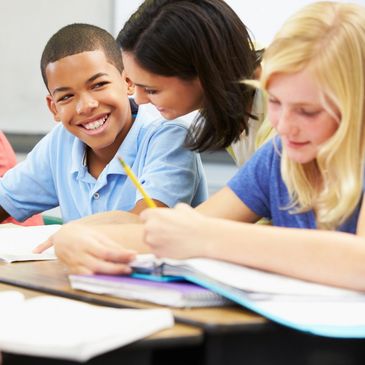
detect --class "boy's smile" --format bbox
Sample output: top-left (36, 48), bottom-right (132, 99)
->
top-left (45, 50), bottom-right (133, 164)
top-left (77, 113), bottom-right (110, 134)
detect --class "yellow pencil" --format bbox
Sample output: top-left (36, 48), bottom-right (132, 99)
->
top-left (118, 156), bottom-right (157, 208)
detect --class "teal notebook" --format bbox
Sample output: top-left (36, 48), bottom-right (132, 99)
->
top-left (129, 254), bottom-right (365, 338)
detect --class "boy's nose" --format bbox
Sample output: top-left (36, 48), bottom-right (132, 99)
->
top-left (76, 95), bottom-right (98, 115)
top-left (134, 87), bottom-right (150, 105)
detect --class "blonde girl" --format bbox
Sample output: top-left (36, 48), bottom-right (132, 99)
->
top-left (142, 2), bottom-right (365, 291)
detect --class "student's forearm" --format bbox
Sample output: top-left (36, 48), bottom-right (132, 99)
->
top-left (65, 221), bottom-right (149, 252)
top-left (204, 219), bottom-right (365, 291)
top-left (74, 211), bottom-right (142, 225)
top-left (94, 223), bottom-right (150, 253)
top-left (0, 206), bottom-right (10, 222)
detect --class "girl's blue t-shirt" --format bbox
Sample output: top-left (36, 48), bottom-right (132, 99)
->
top-left (227, 137), bottom-right (361, 233)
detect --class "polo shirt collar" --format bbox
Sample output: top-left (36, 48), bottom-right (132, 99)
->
top-left (70, 137), bottom-right (87, 176)
top-left (108, 112), bottom-right (143, 175)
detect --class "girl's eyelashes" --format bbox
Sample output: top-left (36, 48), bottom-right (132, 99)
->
top-left (298, 108), bottom-right (321, 117)
top-left (268, 98), bottom-right (280, 105)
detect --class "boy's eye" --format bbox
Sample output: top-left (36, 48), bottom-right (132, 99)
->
top-left (92, 81), bottom-right (110, 89)
top-left (57, 94), bottom-right (73, 102)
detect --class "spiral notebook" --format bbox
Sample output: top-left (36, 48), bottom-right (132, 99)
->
top-left (69, 274), bottom-right (230, 308)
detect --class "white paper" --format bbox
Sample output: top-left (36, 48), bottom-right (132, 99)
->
top-left (0, 225), bottom-right (60, 262)
top-left (0, 291), bottom-right (174, 362)
top-left (177, 258), bottom-right (365, 298)
top-left (133, 254), bottom-right (365, 299)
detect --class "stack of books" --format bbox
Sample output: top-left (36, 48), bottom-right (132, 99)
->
top-left (71, 254), bottom-right (365, 338)
top-left (69, 273), bottom-right (231, 308)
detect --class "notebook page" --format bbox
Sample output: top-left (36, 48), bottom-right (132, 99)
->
top-left (0, 225), bottom-right (60, 262)
top-left (165, 257), bottom-right (365, 298)
top-left (0, 291), bottom-right (174, 361)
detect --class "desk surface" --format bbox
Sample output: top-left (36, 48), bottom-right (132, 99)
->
top-left (1, 262), bottom-right (364, 365)
top-left (0, 260), bottom-right (267, 333)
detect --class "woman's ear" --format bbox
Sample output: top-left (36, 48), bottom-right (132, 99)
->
top-left (122, 70), bottom-right (135, 96)
top-left (46, 95), bottom-right (61, 122)
top-left (126, 77), bottom-right (135, 96)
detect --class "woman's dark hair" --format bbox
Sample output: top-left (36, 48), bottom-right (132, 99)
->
top-left (117, 0), bottom-right (262, 152)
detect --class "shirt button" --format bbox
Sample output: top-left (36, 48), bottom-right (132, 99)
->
top-left (93, 192), bottom-right (100, 200)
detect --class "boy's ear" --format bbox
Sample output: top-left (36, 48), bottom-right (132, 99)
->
top-left (46, 95), bottom-right (61, 122)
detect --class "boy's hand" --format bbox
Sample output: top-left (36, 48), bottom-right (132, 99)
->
top-left (33, 238), bottom-right (53, 253)
top-left (38, 223), bottom-right (137, 275)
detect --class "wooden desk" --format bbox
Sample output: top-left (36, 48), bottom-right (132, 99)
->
top-left (1, 261), bottom-right (365, 365)
top-left (0, 261), bottom-right (267, 332)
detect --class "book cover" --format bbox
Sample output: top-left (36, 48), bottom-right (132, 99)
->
top-left (69, 274), bottom-right (230, 308)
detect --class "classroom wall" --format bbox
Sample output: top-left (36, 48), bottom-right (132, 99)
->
top-left (114, 0), bottom-right (365, 46)
top-left (0, 0), bottom-right (113, 134)
top-left (3, 0), bottom-right (365, 135)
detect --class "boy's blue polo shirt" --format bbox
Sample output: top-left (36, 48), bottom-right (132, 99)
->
top-left (0, 104), bottom-right (208, 223)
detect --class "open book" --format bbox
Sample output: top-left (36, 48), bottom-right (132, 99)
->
top-left (0, 225), bottom-right (60, 262)
top-left (128, 254), bottom-right (365, 338)
top-left (0, 291), bottom-right (173, 362)
top-left (69, 273), bottom-right (230, 308)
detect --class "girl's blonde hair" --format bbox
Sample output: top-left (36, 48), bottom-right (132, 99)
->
top-left (261, 1), bottom-right (365, 230)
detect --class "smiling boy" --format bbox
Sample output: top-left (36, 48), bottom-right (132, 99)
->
top-left (0, 23), bottom-right (207, 223)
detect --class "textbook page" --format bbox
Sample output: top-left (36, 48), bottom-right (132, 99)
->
top-left (132, 255), bottom-right (365, 337)
top-left (163, 257), bottom-right (365, 298)
top-left (0, 225), bottom-right (60, 262)
top-left (0, 291), bottom-right (174, 362)
top-left (131, 254), bottom-right (365, 298)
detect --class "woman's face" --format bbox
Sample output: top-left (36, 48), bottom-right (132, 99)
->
top-left (122, 52), bottom-right (204, 120)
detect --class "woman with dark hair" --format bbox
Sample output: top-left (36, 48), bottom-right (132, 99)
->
top-left (118, 0), bottom-right (266, 159)
top-left (37, 0), bottom-right (272, 274)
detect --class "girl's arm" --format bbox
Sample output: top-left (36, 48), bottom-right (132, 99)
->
top-left (142, 191), bottom-right (365, 291)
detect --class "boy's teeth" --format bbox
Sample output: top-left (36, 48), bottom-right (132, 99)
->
top-left (84, 115), bottom-right (108, 130)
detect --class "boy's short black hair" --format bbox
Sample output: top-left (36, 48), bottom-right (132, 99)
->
top-left (41, 23), bottom-right (124, 87)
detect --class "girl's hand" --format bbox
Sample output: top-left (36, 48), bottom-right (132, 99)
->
top-left (140, 203), bottom-right (211, 259)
